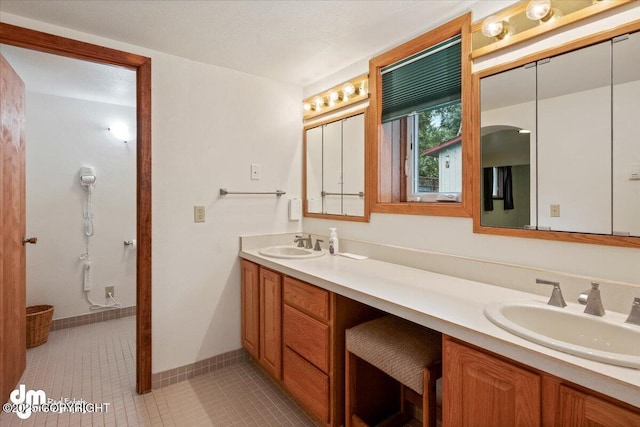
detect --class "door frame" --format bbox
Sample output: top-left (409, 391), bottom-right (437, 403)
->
top-left (0, 23), bottom-right (152, 393)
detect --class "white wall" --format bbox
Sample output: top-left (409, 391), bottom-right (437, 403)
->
top-left (302, 3), bottom-right (640, 286)
top-left (23, 92), bottom-right (136, 319)
top-left (0, 12), bottom-right (303, 373)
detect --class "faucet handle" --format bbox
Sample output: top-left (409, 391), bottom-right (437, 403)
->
top-left (625, 297), bottom-right (640, 326)
top-left (536, 278), bottom-right (567, 308)
top-left (313, 239), bottom-right (324, 251)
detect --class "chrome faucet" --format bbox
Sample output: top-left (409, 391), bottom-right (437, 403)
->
top-left (294, 234), bottom-right (312, 249)
top-left (625, 297), bottom-right (640, 326)
top-left (580, 282), bottom-right (605, 316)
top-left (537, 278), bottom-right (566, 308)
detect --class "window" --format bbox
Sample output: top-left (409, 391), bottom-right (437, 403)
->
top-left (369, 13), bottom-right (471, 216)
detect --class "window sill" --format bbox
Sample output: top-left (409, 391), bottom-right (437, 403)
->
top-left (371, 201), bottom-right (471, 217)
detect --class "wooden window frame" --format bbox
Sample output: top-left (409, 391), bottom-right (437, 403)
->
top-left (368, 13), bottom-right (472, 217)
top-left (472, 19), bottom-right (640, 249)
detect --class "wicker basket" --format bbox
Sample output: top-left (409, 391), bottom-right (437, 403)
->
top-left (26, 305), bottom-right (54, 349)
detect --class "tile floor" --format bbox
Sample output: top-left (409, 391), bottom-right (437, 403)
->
top-left (1, 316), bottom-right (317, 426)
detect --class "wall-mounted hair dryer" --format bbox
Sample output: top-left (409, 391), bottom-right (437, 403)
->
top-left (79, 166), bottom-right (96, 236)
top-left (79, 166), bottom-right (96, 192)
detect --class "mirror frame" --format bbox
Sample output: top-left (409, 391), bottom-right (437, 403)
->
top-left (472, 19), bottom-right (640, 249)
top-left (303, 107), bottom-right (370, 222)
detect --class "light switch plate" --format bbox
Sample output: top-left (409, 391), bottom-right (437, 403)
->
top-left (251, 164), bottom-right (260, 180)
top-left (550, 204), bottom-right (560, 218)
top-left (194, 205), bottom-right (205, 223)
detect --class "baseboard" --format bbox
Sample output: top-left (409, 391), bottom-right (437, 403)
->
top-left (151, 348), bottom-right (250, 389)
top-left (50, 305), bottom-right (136, 331)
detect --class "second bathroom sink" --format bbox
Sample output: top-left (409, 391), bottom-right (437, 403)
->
top-left (484, 300), bottom-right (640, 369)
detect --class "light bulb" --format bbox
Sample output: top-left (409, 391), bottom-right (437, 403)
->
top-left (518, 129), bottom-right (531, 134)
top-left (328, 91), bottom-right (339, 107)
top-left (526, 0), bottom-right (553, 21)
top-left (303, 102), bottom-right (312, 112)
top-left (481, 16), bottom-right (512, 40)
top-left (313, 96), bottom-right (325, 110)
top-left (342, 83), bottom-right (355, 96)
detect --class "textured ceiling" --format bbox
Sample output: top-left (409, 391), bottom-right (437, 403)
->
top-left (0, 0), bottom-right (479, 87)
top-left (0, 44), bottom-right (136, 106)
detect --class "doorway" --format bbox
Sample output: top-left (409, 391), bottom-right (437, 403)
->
top-left (0, 23), bottom-right (151, 394)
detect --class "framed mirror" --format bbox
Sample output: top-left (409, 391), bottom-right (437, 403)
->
top-left (303, 109), bottom-right (369, 222)
top-left (474, 23), bottom-right (640, 248)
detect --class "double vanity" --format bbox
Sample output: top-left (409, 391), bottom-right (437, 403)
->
top-left (239, 233), bottom-right (640, 426)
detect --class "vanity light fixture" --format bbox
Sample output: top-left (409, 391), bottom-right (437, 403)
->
top-left (302, 74), bottom-right (369, 120)
top-left (471, 0), bottom-right (631, 59)
top-left (481, 15), bottom-right (512, 40)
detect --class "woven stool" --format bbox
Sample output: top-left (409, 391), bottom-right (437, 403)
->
top-left (345, 315), bottom-right (442, 427)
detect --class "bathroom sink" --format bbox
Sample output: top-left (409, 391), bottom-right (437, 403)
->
top-left (258, 245), bottom-right (325, 259)
top-left (484, 300), bottom-right (640, 369)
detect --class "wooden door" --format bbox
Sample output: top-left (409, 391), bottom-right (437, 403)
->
top-left (557, 385), bottom-right (640, 426)
top-left (443, 336), bottom-right (541, 427)
top-left (259, 267), bottom-right (282, 379)
top-left (241, 260), bottom-right (260, 360)
top-left (0, 53), bottom-right (26, 403)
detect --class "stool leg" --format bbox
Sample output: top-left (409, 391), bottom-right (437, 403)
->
top-left (346, 350), bottom-right (356, 427)
top-left (423, 362), bottom-right (442, 427)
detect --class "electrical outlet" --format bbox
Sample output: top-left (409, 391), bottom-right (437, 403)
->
top-left (251, 164), bottom-right (260, 180)
top-left (550, 204), bottom-right (560, 218)
top-left (105, 286), bottom-right (115, 298)
top-left (194, 205), bottom-right (205, 223)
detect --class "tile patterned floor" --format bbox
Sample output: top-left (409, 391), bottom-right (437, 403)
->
top-left (1, 316), bottom-right (317, 426)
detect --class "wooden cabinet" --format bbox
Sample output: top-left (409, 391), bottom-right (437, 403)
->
top-left (240, 260), bottom-right (282, 379)
top-left (555, 384), bottom-right (640, 426)
top-left (242, 266), bottom-right (380, 426)
top-left (443, 336), bottom-right (540, 427)
top-left (444, 335), bottom-right (640, 427)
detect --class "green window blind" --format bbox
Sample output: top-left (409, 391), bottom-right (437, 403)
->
top-left (381, 35), bottom-right (461, 122)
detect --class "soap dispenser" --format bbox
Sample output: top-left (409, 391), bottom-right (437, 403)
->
top-left (329, 228), bottom-right (339, 255)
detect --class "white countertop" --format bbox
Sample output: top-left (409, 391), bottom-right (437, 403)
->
top-left (240, 247), bottom-right (640, 408)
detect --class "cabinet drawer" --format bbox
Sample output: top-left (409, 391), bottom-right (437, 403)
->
top-left (283, 276), bottom-right (329, 321)
top-left (283, 305), bottom-right (330, 372)
top-left (283, 347), bottom-right (330, 423)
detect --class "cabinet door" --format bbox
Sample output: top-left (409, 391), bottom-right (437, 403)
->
top-left (259, 267), bottom-right (282, 379)
top-left (557, 385), bottom-right (640, 426)
top-left (537, 41), bottom-right (612, 234)
top-left (443, 337), bottom-right (540, 427)
top-left (612, 31), bottom-right (640, 237)
top-left (323, 120), bottom-right (343, 215)
top-left (241, 260), bottom-right (260, 360)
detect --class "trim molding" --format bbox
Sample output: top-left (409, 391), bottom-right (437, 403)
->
top-left (151, 348), bottom-right (249, 389)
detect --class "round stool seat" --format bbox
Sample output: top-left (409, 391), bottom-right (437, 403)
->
top-left (346, 315), bottom-right (441, 395)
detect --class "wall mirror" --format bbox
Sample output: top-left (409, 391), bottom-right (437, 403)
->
top-left (475, 24), bottom-right (640, 247)
top-left (304, 109), bottom-right (369, 221)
